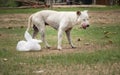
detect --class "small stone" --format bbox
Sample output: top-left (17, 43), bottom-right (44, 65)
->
top-left (19, 62), bottom-right (26, 65)
top-left (3, 58), bottom-right (8, 61)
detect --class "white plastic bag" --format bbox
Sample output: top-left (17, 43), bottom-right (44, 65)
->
top-left (16, 31), bottom-right (42, 51)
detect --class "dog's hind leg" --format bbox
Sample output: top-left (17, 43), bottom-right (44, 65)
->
top-left (36, 22), bottom-right (50, 49)
top-left (32, 25), bottom-right (39, 38)
top-left (40, 27), bottom-right (51, 49)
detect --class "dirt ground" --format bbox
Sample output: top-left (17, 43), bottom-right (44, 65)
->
top-left (0, 10), bottom-right (120, 28)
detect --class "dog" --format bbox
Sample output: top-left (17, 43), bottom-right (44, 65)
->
top-left (26, 10), bottom-right (90, 50)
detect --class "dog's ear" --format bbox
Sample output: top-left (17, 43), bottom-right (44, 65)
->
top-left (76, 11), bottom-right (81, 16)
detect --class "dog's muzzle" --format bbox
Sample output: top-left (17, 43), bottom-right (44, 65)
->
top-left (82, 24), bottom-right (89, 29)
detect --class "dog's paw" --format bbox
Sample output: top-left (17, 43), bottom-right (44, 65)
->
top-left (46, 46), bottom-right (51, 49)
top-left (72, 46), bottom-right (76, 49)
top-left (46, 44), bottom-right (51, 49)
top-left (57, 46), bottom-right (62, 50)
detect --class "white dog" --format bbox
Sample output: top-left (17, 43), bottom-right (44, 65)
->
top-left (26, 10), bottom-right (90, 50)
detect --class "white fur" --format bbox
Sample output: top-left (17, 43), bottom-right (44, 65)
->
top-left (16, 31), bottom-right (42, 51)
top-left (27, 10), bottom-right (89, 50)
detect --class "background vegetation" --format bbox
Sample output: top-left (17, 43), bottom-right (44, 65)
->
top-left (0, 0), bottom-right (18, 7)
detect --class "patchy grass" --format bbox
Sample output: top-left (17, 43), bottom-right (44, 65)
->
top-left (0, 23), bottom-right (120, 75)
top-left (37, 49), bottom-right (120, 65)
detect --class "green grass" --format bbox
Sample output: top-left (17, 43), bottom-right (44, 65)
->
top-left (0, 23), bottom-right (120, 75)
top-left (35, 49), bottom-right (120, 65)
top-left (0, 6), bottom-right (120, 14)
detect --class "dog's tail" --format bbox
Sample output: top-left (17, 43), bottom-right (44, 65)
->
top-left (26, 15), bottom-right (32, 32)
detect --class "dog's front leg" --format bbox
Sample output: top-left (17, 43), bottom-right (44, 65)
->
top-left (65, 28), bottom-right (76, 48)
top-left (57, 29), bottom-right (63, 50)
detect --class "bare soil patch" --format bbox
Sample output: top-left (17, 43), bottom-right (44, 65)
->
top-left (89, 10), bottom-right (120, 24)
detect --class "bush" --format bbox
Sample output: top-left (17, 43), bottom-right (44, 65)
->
top-left (0, 0), bottom-right (18, 7)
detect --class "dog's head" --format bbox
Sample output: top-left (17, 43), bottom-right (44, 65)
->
top-left (76, 10), bottom-right (90, 29)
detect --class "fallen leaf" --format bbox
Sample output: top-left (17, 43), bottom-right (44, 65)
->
top-left (104, 31), bottom-right (109, 34)
top-left (108, 40), bottom-right (113, 44)
top-left (77, 38), bottom-right (81, 41)
top-left (20, 26), bottom-right (24, 28)
top-left (104, 35), bottom-right (110, 38)
top-left (7, 26), bottom-right (13, 29)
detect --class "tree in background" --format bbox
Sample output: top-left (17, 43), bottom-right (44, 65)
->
top-left (107, 0), bottom-right (120, 5)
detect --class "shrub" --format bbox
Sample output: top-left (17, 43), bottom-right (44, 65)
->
top-left (0, 0), bottom-right (18, 7)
